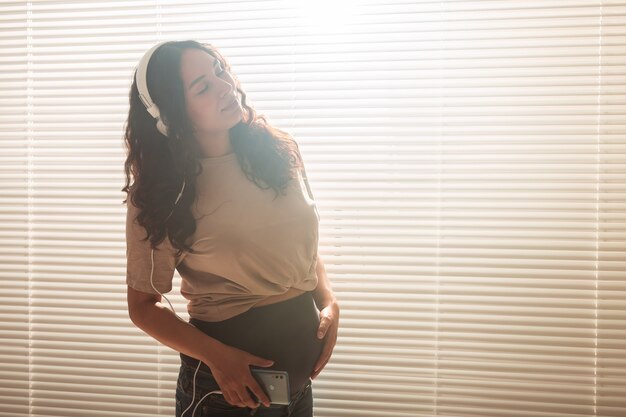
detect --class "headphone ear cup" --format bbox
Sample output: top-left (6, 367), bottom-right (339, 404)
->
top-left (156, 119), bottom-right (168, 136)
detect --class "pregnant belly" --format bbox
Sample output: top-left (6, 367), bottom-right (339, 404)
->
top-left (188, 291), bottom-right (324, 399)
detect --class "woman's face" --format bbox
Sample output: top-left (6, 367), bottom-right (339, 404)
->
top-left (180, 48), bottom-right (242, 135)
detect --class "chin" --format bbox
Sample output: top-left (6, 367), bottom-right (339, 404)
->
top-left (228, 109), bottom-right (243, 123)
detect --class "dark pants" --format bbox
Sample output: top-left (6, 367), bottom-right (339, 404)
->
top-left (175, 290), bottom-right (324, 416)
top-left (175, 358), bottom-right (313, 417)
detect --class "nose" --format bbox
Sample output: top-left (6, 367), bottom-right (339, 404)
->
top-left (219, 79), bottom-right (234, 98)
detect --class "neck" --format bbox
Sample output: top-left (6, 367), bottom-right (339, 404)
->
top-left (195, 129), bottom-right (233, 158)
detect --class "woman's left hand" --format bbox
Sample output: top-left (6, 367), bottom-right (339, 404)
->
top-left (311, 300), bottom-right (340, 380)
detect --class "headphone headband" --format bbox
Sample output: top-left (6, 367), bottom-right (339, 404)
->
top-left (135, 41), bottom-right (170, 136)
top-left (134, 41), bottom-right (187, 214)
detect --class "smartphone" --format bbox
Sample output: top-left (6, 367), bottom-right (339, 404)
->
top-left (249, 368), bottom-right (290, 405)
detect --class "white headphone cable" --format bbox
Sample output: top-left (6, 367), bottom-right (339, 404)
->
top-left (149, 246), bottom-right (222, 417)
top-left (146, 181), bottom-right (223, 417)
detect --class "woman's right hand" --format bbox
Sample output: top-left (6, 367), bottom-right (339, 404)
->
top-left (207, 344), bottom-right (274, 409)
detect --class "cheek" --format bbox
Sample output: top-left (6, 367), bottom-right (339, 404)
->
top-left (187, 101), bottom-right (204, 122)
top-left (191, 97), bottom-right (220, 118)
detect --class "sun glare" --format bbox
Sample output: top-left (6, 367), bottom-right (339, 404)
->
top-left (292, 0), bottom-right (360, 34)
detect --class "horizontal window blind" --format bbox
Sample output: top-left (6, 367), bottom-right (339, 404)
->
top-left (1, 1), bottom-right (29, 416)
top-left (0, 1), bottom-right (624, 416)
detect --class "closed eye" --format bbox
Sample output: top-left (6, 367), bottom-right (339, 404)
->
top-left (197, 68), bottom-right (227, 95)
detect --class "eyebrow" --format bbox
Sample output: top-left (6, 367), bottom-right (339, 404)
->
top-left (188, 59), bottom-right (221, 91)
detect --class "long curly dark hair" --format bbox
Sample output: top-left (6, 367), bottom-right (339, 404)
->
top-left (121, 40), bottom-right (306, 258)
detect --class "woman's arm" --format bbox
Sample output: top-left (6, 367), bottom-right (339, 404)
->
top-left (128, 286), bottom-right (226, 367)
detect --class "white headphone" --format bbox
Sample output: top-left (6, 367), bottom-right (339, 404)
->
top-left (134, 41), bottom-right (187, 215)
top-left (135, 41), bottom-right (170, 137)
top-left (134, 41), bottom-right (221, 417)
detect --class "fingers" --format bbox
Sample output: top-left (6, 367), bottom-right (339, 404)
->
top-left (233, 384), bottom-right (268, 409)
top-left (311, 351), bottom-right (327, 380)
top-left (247, 383), bottom-right (271, 408)
top-left (223, 383), bottom-right (270, 409)
top-left (317, 317), bottom-right (329, 338)
top-left (311, 323), bottom-right (338, 379)
top-left (234, 389), bottom-right (253, 408)
top-left (318, 306), bottom-right (339, 339)
top-left (311, 357), bottom-right (329, 379)
top-left (222, 390), bottom-right (240, 407)
top-left (224, 390), bottom-right (254, 409)
top-left (251, 355), bottom-right (274, 368)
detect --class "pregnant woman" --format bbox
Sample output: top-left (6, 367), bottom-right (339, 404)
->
top-left (122, 40), bottom-right (339, 416)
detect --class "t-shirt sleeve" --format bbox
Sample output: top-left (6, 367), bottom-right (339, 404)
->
top-left (297, 153), bottom-right (320, 222)
top-left (125, 198), bottom-right (177, 294)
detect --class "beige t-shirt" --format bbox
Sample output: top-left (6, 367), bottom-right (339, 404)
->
top-left (125, 151), bottom-right (320, 322)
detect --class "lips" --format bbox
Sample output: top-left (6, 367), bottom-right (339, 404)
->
top-left (221, 97), bottom-right (238, 111)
